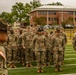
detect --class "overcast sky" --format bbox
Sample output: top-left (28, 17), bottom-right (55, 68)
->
top-left (0, 0), bottom-right (76, 13)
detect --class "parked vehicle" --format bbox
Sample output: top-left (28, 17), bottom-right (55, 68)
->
top-left (44, 25), bottom-right (51, 29)
top-left (64, 24), bottom-right (74, 28)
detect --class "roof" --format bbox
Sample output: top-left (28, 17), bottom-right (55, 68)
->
top-left (30, 5), bottom-right (76, 12)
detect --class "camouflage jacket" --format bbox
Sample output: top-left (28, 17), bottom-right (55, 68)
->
top-left (72, 36), bottom-right (76, 50)
top-left (50, 34), bottom-right (65, 52)
top-left (31, 34), bottom-right (46, 51)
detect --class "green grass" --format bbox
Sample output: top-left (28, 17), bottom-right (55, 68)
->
top-left (8, 44), bottom-right (76, 75)
top-left (8, 66), bottom-right (76, 75)
top-left (65, 51), bottom-right (75, 54)
top-left (65, 54), bottom-right (76, 58)
top-left (64, 59), bottom-right (76, 64)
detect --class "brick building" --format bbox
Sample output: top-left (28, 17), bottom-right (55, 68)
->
top-left (30, 5), bottom-right (76, 26)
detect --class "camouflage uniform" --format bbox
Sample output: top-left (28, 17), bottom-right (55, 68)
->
top-left (0, 43), bottom-right (7, 69)
top-left (0, 43), bottom-right (8, 75)
top-left (8, 31), bottom-right (17, 68)
top-left (44, 31), bottom-right (51, 66)
top-left (31, 29), bottom-right (46, 72)
top-left (23, 29), bottom-right (33, 67)
top-left (17, 31), bottom-right (25, 65)
top-left (30, 30), bottom-right (36, 61)
top-left (50, 29), bottom-right (65, 71)
top-left (72, 33), bottom-right (76, 50)
top-left (60, 30), bottom-right (67, 65)
top-left (49, 31), bottom-right (54, 62)
top-left (0, 18), bottom-right (8, 75)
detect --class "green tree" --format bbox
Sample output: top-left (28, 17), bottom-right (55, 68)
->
top-left (0, 12), bottom-right (9, 21)
top-left (61, 20), bottom-right (67, 28)
top-left (34, 17), bottom-right (46, 25)
top-left (52, 21), bottom-right (58, 25)
top-left (47, 2), bottom-right (63, 6)
top-left (24, 1), bottom-right (42, 24)
top-left (11, 2), bottom-right (26, 22)
top-left (0, 12), bottom-right (14, 24)
top-left (30, 0), bottom-right (42, 9)
top-left (67, 17), bottom-right (73, 25)
top-left (0, 1), bottom-right (42, 25)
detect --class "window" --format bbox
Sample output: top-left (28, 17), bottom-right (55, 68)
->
top-left (38, 11), bottom-right (47, 15)
top-left (42, 11), bottom-right (47, 14)
top-left (54, 18), bottom-right (58, 21)
top-left (53, 11), bottom-right (56, 15)
top-left (48, 11), bottom-right (51, 15)
top-left (75, 11), bottom-right (76, 15)
top-left (38, 11), bottom-right (41, 14)
top-left (43, 11), bottom-right (47, 14)
top-left (48, 11), bottom-right (57, 15)
top-left (68, 11), bottom-right (73, 15)
top-left (75, 18), bottom-right (76, 21)
top-left (48, 17), bottom-right (51, 21)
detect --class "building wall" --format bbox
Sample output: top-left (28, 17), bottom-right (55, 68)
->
top-left (30, 10), bottom-right (76, 25)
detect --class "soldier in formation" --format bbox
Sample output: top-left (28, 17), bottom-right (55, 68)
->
top-left (0, 18), bottom-right (8, 75)
top-left (72, 33), bottom-right (76, 51)
top-left (50, 28), bottom-right (65, 72)
top-left (60, 27), bottom-right (67, 65)
top-left (31, 28), bottom-right (47, 73)
top-left (4, 24), bottom-right (68, 73)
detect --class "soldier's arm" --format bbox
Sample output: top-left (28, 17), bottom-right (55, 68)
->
top-left (31, 36), bottom-right (36, 50)
top-left (62, 37), bottom-right (65, 48)
top-left (65, 33), bottom-right (67, 44)
top-left (72, 37), bottom-right (76, 51)
top-left (50, 37), bottom-right (55, 52)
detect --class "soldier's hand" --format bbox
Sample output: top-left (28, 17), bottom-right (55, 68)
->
top-left (51, 50), bottom-right (53, 53)
top-left (23, 45), bottom-right (26, 49)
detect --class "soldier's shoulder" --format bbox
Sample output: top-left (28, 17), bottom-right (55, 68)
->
top-left (72, 36), bottom-right (76, 40)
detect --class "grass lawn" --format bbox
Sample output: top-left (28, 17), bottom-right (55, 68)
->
top-left (8, 44), bottom-right (76, 75)
top-left (8, 66), bottom-right (76, 75)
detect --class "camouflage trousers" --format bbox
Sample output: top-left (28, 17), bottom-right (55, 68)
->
top-left (53, 51), bottom-right (63, 69)
top-left (62, 47), bottom-right (65, 63)
top-left (8, 47), bottom-right (17, 63)
top-left (17, 47), bottom-right (25, 63)
top-left (45, 50), bottom-right (51, 64)
top-left (25, 48), bottom-right (33, 64)
top-left (0, 57), bottom-right (7, 69)
top-left (0, 46), bottom-right (7, 68)
top-left (35, 51), bottom-right (46, 69)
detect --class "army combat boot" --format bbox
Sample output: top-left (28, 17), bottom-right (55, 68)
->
top-left (26, 63), bottom-right (32, 67)
top-left (55, 68), bottom-right (58, 72)
top-left (44, 63), bottom-right (50, 67)
top-left (58, 67), bottom-right (63, 71)
top-left (9, 62), bottom-right (16, 68)
top-left (61, 61), bottom-right (64, 66)
top-left (37, 69), bottom-right (44, 73)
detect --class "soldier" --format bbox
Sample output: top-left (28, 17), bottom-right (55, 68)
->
top-left (49, 31), bottom-right (54, 62)
top-left (0, 18), bottom-right (8, 75)
top-left (30, 28), bottom-right (36, 61)
top-left (23, 27), bottom-right (33, 67)
top-left (31, 28), bottom-right (46, 73)
top-left (8, 29), bottom-right (16, 68)
top-left (17, 29), bottom-right (26, 65)
top-left (50, 27), bottom-right (65, 72)
top-left (72, 33), bottom-right (76, 51)
top-left (60, 27), bottom-right (67, 65)
top-left (44, 31), bottom-right (50, 66)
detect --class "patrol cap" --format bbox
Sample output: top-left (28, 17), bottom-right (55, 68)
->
top-left (60, 27), bottom-right (64, 30)
top-left (37, 27), bottom-right (44, 32)
top-left (0, 18), bottom-right (7, 32)
top-left (55, 27), bottom-right (60, 33)
top-left (74, 33), bottom-right (76, 36)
